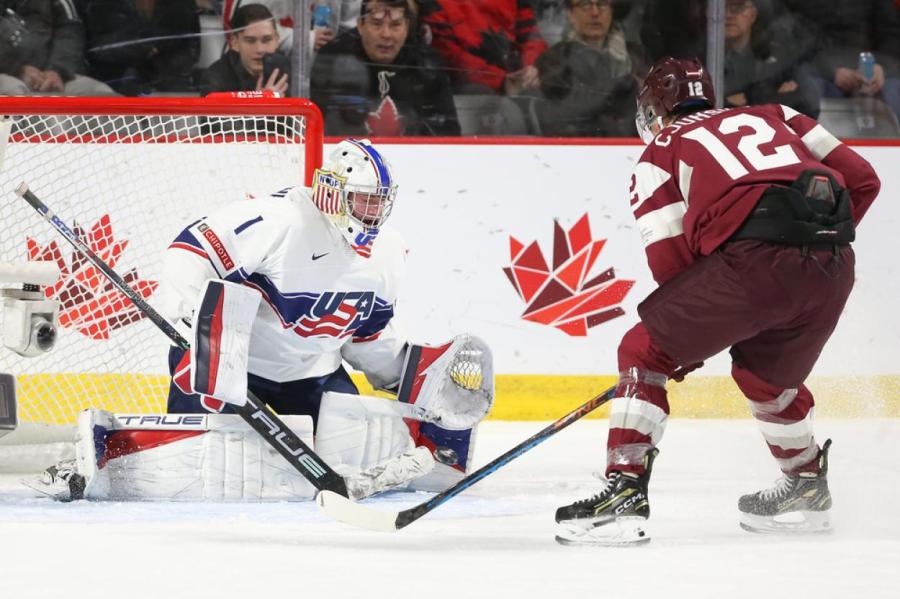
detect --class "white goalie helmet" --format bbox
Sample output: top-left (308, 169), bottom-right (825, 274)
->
top-left (311, 138), bottom-right (398, 256)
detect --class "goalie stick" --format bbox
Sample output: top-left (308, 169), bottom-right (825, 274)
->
top-left (317, 384), bottom-right (617, 531)
top-left (14, 182), bottom-right (350, 498)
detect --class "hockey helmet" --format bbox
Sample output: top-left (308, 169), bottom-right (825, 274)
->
top-left (311, 138), bottom-right (398, 255)
top-left (635, 56), bottom-right (715, 143)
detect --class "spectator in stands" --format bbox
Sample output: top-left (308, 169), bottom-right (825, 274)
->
top-left (639, 0), bottom-right (705, 64)
top-left (536, 0), bottom-right (650, 70)
top-left (534, 0), bottom-right (637, 136)
top-left (0, 0), bottom-right (116, 95)
top-left (722, 0), bottom-right (819, 117)
top-left (535, 0), bottom-right (568, 46)
top-left (778, 0), bottom-right (900, 120)
top-left (223, 0), bottom-right (342, 54)
top-left (311, 0), bottom-right (460, 136)
top-left (200, 3), bottom-right (289, 96)
top-left (77, 0), bottom-right (199, 96)
top-left (418, 0), bottom-right (548, 95)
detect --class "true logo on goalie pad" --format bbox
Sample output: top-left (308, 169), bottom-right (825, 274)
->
top-left (117, 415), bottom-right (206, 427)
top-left (249, 409), bottom-right (328, 478)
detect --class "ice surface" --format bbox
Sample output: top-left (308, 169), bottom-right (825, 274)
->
top-left (2, 419), bottom-right (898, 599)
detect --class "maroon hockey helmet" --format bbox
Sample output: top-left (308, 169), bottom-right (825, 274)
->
top-left (635, 57), bottom-right (715, 143)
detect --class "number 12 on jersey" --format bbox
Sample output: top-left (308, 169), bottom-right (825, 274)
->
top-left (682, 114), bottom-right (800, 180)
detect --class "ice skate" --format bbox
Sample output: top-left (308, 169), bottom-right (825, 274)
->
top-left (22, 459), bottom-right (86, 502)
top-left (739, 439), bottom-right (833, 534)
top-left (554, 448), bottom-right (658, 546)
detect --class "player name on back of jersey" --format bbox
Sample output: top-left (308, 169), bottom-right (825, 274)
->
top-left (653, 107), bottom-right (730, 146)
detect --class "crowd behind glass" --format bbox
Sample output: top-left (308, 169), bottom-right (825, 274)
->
top-left (1, 0), bottom-right (898, 138)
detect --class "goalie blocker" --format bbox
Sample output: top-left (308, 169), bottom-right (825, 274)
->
top-left (31, 335), bottom-right (494, 501)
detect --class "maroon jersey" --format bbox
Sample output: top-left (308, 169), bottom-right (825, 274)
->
top-left (629, 104), bottom-right (881, 285)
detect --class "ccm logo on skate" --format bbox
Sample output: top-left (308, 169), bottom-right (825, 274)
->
top-left (615, 492), bottom-right (647, 515)
top-left (118, 415), bottom-right (205, 426)
top-left (250, 410), bottom-right (327, 477)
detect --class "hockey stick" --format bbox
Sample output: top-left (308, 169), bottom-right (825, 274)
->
top-left (317, 384), bottom-right (617, 531)
top-left (14, 182), bottom-right (350, 497)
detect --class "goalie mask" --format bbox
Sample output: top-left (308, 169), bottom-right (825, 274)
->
top-left (312, 138), bottom-right (398, 257)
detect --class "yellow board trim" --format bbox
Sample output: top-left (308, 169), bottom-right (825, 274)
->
top-left (482, 374), bottom-right (900, 420)
top-left (12, 373), bottom-right (900, 426)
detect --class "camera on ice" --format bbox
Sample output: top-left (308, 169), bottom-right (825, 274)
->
top-left (0, 261), bottom-right (60, 358)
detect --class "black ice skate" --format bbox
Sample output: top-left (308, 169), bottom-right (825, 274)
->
top-left (739, 439), bottom-right (833, 534)
top-left (22, 459), bottom-right (86, 502)
top-left (554, 448), bottom-right (658, 546)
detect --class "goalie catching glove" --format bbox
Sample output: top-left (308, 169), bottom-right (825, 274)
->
top-left (397, 335), bottom-right (494, 430)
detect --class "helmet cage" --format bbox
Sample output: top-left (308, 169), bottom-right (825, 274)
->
top-left (343, 182), bottom-right (397, 232)
top-left (635, 100), bottom-right (664, 144)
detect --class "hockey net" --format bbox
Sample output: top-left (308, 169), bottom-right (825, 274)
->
top-left (0, 95), bottom-right (323, 448)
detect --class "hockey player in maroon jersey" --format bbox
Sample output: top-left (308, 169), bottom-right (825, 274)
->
top-left (555, 56), bottom-right (881, 545)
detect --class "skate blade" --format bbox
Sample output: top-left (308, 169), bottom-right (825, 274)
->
top-left (739, 509), bottom-right (833, 535)
top-left (20, 476), bottom-right (72, 502)
top-left (555, 517), bottom-right (650, 547)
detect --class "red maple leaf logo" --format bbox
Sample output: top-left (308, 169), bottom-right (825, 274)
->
top-left (503, 213), bottom-right (635, 336)
top-left (366, 96), bottom-right (405, 136)
top-left (26, 215), bottom-right (158, 340)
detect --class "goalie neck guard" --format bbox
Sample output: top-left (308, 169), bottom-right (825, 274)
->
top-left (311, 139), bottom-right (398, 258)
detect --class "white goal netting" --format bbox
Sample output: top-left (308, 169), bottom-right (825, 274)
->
top-left (0, 96), bottom-right (322, 430)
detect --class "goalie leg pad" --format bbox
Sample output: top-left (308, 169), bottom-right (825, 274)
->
top-left (316, 391), bottom-right (419, 472)
top-left (316, 392), bottom-right (437, 497)
top-left (47, 410), bottom-right (318, 501)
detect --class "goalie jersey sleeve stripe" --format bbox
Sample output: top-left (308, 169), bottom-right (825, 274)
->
top-left (234, 216), bottom-right (264, 235)
top-left (169, 220), bottom-right (250, 281)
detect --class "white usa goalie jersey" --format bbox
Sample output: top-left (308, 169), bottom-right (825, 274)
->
top-left (158, 186), bottom-right (408, 386)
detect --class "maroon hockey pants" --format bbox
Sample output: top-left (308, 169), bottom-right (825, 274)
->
top-left (609, 240), bottom-right (855, 475)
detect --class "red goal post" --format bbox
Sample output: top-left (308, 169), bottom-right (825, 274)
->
top-left (0, 95), bottom-right (324, 429)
